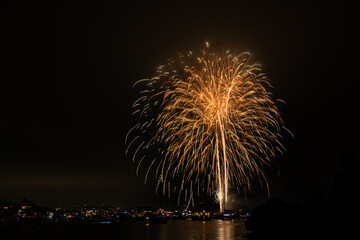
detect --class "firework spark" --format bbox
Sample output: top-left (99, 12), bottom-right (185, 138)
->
top-left (126, 43), bottom-right (291, 212)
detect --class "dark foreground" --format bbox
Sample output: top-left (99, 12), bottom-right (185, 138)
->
top-left (0, 219), bottom-right (248, 240)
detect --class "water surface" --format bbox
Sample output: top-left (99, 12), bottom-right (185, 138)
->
top-left (1, 219), bottom-right (248, 240)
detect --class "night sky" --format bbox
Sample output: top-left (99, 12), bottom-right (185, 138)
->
top-left (1, 0), bottom-right (358, 209)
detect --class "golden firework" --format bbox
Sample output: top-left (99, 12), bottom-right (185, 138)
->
top-left (127, 43), bottom-right (291, 212)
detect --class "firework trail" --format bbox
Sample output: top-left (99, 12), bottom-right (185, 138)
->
top-left (126, 43), bottom-right (292, 212)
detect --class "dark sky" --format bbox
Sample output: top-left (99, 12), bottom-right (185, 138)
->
top-left (1, 0), bottom-right (359, 208)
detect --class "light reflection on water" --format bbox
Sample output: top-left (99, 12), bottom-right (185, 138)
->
top-left (0, 219), bottom-right (248, 240)
top-left (146, 219), bottom-right (247, 240)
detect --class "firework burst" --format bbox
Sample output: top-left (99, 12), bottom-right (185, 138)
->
top-left (126, 43), bottom-right (291, 212)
